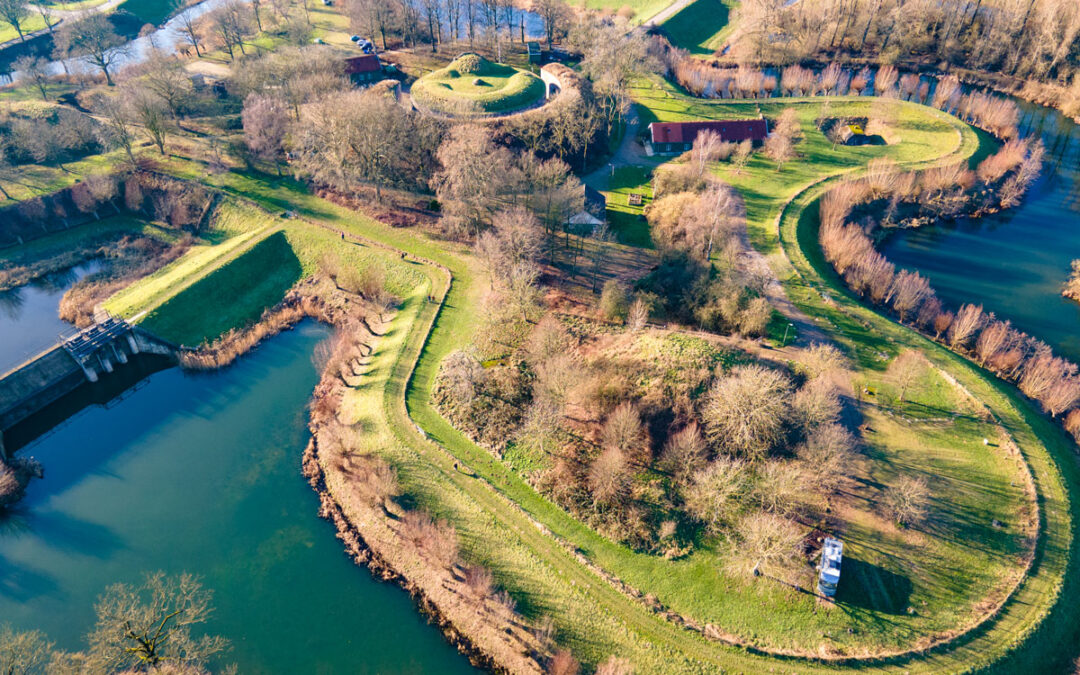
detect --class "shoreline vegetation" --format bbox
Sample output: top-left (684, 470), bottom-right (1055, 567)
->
top-left (1062, 260), bottom-right (1080, 304)
top-left (166, 222), bottom-right (554, 672)
top-left (2, 0), bottom-right (1079, 667)
top-left (815, 150), bottom-right (1080, 448)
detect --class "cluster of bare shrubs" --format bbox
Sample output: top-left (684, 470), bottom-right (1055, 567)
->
top-left (640, 161), bottom-right (773, 337)
top-left (59, 235), bottom-right (192, 328)
top-left (822, 138), bottom-right (1042, 244)
top-left (436, 312), bottom-right (857, 570)
top-left (820, 162), bottom-right (1080, 432)
top-left (0, 104), bottom-right (104, 170)
top-left (123, 172), bottom-right (215, 231)
top-left (69, 174), bottom-right (121, 220)
top-left (0, 455), bottom-right (44, 510)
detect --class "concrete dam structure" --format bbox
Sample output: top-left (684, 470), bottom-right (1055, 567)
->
top-left (0, 317), bottom-right (177, 459)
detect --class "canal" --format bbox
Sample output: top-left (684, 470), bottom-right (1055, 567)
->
top-left (879, 95), bottom-right (1080, 361)
top-left (0, 309), bottom-right (475, 672)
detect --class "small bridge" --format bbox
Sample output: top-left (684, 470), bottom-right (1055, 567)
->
top-left (0, 317), bottom-right (177, 459)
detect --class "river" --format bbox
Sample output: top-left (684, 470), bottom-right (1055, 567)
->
top-left (879, 95), bottom-right (1080, 361)
top-left (0, 281), bottom-right (476, 673)
top-left (28, 0), bottom-right (548, 78)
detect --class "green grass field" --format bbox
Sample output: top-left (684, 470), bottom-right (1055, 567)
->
top-left (138, 230), bottom-right (302, 345)
top-left (106, 196), bottom-right (425, 346)
top-left (659, 0), bottom-right (738, 55)
top-left (603, 166), bottom-right (655, 247)
top-left (410, 53), bottom-right (545, 116)
top-left (130, 142), bottom-right (1080, 669)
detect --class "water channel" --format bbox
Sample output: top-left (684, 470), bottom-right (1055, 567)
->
top-left (0, 261), bottom-right (101, 375)
top-left (879, 96), bottom-right (1080, 361)
top-left (24, 0), bottom-right (549, 78)
top-left (0, 268), bottom-right (476, 673)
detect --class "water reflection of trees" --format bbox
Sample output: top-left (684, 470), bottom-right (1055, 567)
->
top-left (33, 267), bottom-right (79, 293)
top-left (0, 288), bottom-right (25, 321)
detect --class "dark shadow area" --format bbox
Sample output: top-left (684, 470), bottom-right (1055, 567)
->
top-left (4, 353), bottom-right (174, 456)
top-left (835, 556), bottom-right (913, 614)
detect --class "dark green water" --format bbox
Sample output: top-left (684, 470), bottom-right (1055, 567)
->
top-left (880, 98), bottom-right (1080, 361)
top-left (0, 322), bottom-right (476, 674)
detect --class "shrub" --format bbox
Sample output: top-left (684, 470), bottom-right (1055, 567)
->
top-left (455, 53), bottom-right (484, 74)
top-left (884, 475), bottom-right (930, 528)
top-left (599, 280), bottom-right (630, 322)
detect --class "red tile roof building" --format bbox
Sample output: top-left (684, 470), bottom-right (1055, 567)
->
top-left (344, 55), bottom-right (382, 84)
top-left (647, 119), bottom-right (769, 154)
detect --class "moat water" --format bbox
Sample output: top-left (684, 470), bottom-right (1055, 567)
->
top-left (878, 97), bottom-right (1080, 361)
top-left (0, 316), bottom-right (475, 673)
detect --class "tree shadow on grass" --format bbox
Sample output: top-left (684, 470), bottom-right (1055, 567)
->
top-left (836, 556), bottom-right (913, 615)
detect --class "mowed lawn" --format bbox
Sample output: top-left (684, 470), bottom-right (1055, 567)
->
top-left (107, 198), bottom-right (424, 346)
top-left (603, 166), bottom-right (655, 247)
top-left (660, 0), bottom-right (738, 55)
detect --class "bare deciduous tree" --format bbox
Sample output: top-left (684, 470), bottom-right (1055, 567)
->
top-left (60, 14), bottom-right (129, 85)
top-left (702, 365), bottom-right (792, 460)
top-left (683, 457), bottom-right (748, 532)
top-left (84, 572), bottom-right (228, 672)
top-left (884, 475), bottom-right (930, 528)
top-left (735, 512), bottom-right (803, 576)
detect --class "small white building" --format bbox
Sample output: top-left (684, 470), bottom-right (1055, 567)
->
top-left (817, 537), bottom-right (843, 597)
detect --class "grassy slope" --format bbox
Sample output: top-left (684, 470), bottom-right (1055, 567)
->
top-left (659, 0), bottom-right (738, 55)
top-left (141, 91), bottom-right (1073, 667)
top-left (778, 179), bottom-right (1077, 675)
top-left (138, 230), bottom-right (302, 345)
top-left (412, 59), bottom-right (545, 114)
top-left (106, 198), bottom-right (424, 345)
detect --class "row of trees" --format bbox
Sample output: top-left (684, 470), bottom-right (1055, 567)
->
top-left (736, 0), bottom-right (1080, 92)
top-left (818, 151), bottom-right (1080, 425)
top-left (344, 0), bottom-right (574, 53)
top-left (665, 50), bottom-right (1026, 139)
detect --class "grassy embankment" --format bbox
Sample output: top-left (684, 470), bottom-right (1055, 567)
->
top-left (659, 0), bottom-right (740, 55)
top-left (124, 90), bottom-right (1071, 668)
top-left (105, 198), bottom-right (422, 346)
top-left (411, 54), bottom-right (545, 116)
top-left (776, 169), bottom-right (1078, 675)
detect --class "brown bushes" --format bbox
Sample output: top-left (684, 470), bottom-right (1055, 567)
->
top-left (819, 169), bottom-right (1080, 428)
top-left (0, 456), bottom-right (44, 510)
top-left (59, 235), bottom-right (190, 328)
